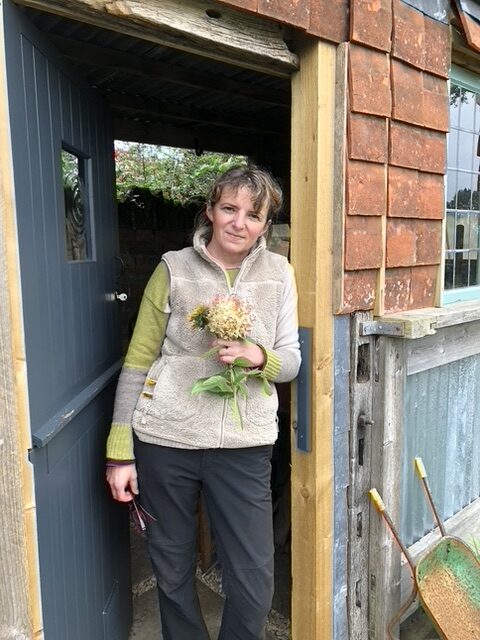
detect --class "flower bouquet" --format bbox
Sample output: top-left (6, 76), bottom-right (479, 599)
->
top-left (188, 295), bottom-right (272, 427)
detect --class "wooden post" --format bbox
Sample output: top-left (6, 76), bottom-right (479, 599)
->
top-left (290, 38), bottom-right (336, 640)
top-left (347, 313), bottom-right (375, 639)
top-left (0, 6), bottom-right (40, 638)
top-left (369, 336), bottom-right (406, 638)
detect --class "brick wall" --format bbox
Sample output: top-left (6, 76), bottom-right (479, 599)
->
top-left (219, 0), bottom-right (452, 314)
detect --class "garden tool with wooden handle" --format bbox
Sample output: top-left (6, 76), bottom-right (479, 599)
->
top-left (369, 488), bottom-right (419, 640)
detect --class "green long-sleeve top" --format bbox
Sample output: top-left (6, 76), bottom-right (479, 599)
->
top-left (106, 262), bottom-right (282, 461)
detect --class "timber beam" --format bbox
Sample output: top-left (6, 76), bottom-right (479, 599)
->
top-left (49, 34), bottom-right (291, 108)
top-left (112, 118), bottom-right (280, 156)
top-left (13, 0), bottom-right (299, 78)
top-left (99, 88), bottom-right (288, 135)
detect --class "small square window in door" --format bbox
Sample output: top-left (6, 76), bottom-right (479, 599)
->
top-left (62, 145), bottom-right (93, 261)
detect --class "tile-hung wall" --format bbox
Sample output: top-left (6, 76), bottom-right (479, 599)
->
top-left (221, 0), bottom-right (452, 315)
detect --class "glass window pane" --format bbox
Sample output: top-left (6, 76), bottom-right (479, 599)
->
top-left (446, 169), bottom-right (459, 208)
top-left (458, 89), bottom-right (477, 131)
top-left (449, 84), bottom-right (462, 128)
top-left (458, 131), bottom-right (475, 170)
top-left (62, 147), bottom-right (91, 261)
top-left (447, 128), bottom-right (458, 168)
top-left (445, 78), bottom-right (480, 296)
top-left (445, 211), bottom-right (457, 252)
top-left (473, 91), bottom-right (480, 132)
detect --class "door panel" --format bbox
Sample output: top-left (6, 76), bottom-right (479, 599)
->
top-left (3, 1), bottom-right (131, 638)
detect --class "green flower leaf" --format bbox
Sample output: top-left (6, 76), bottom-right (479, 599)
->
top-left (260, 376), bottom-right (273, 397)
top-left (232, 357), bottom-right (252, 367)
top-left (191, 374), bottom-right (232, 395)
top-left (201, 346), bottom-right (221, 359)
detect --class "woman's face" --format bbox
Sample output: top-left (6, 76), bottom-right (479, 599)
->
top-left (206, 186), bottom-right (269, 266)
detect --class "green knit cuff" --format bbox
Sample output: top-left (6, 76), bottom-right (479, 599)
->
top-left (261, 348), bottom-right (282, 381)
top-left (106, 423), bottom-right (135, 460)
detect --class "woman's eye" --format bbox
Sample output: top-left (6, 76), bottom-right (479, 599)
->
top-left (249, 213), bottom-right (260, 220)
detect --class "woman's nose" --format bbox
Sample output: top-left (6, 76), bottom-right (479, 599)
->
top-left (232, 213), bottom-right (246, 228)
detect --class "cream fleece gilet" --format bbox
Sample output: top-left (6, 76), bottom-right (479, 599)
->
top-left (132, 234), bottom-right (301, 449)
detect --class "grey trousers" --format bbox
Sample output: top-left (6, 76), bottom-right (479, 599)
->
top-left (135, 440), bottom-right (275, 640)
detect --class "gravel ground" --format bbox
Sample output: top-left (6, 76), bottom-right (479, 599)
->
top-left (196, 565), bottom-right (291, 640)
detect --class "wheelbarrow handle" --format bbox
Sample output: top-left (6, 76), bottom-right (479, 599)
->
top-left (369, 488), bottom-right (386, 512)
top-left (368, 489), bottom-right (416, 573)
top-left (414, 457), bottom-right (447, 537)
top-left (369, 489), bottom-right (419, 640)
top-left (414, 456), bottom-right (427, 479)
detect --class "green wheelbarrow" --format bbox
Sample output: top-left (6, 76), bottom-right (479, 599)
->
top-left (369, 457), bottom-right (480, 640)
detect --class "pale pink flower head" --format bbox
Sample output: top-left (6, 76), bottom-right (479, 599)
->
top-left (205, 295), bottom-right (254, 341)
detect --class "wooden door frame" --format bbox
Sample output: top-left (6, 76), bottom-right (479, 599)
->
top-left (290, 38), bottom-right (336, 640)
top-left (2, 3), bottom-right (339, 637)
top-left (0, 3), bottom-right (40, 636)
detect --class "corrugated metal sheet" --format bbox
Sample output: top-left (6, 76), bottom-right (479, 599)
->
top-left (401, 353), bottom-right (480, 546)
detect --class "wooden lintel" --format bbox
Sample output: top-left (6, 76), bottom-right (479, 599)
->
top-left (13, 0), bottom-right (299, 77)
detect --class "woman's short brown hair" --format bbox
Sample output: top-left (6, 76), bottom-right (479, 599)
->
top-left (194, 165), bottom-right (283, 239)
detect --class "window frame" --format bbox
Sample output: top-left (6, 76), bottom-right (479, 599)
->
top-left (61, 142), bottom-right (95, 263)
top-left (443, 65), bottom-right (480, 304)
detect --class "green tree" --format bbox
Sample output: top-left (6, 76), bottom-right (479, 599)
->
top-left (114, 142), bottom-right (247, 205)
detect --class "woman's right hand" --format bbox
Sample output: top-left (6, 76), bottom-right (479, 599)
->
top-left (106, 464), bottom-right (139, 502)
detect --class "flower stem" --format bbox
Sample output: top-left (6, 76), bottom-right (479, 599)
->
top-left (229, 364), bottom-right (243, 429)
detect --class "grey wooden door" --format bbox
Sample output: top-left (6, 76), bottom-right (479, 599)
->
top-left (3, 2), bottom-right (131, 638)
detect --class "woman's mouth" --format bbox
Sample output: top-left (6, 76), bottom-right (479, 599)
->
top-left (226, 232), bottom-right (244, 241)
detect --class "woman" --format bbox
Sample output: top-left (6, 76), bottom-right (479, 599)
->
top-left (106, 166), bottom-right (301, 640)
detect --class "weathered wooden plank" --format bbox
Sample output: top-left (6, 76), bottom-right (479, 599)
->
top-left (290, 37), bottom-right (336, 640)
top-left (332, 43), bottom-right (347, 314)
top-left (347, 312), bottom-right (375, 639)
top-left (375, 215), bottom-right (386, 317)
top-left (369, 337), bottom-right (406, 639)
top-left (0, 185), bottom-right (34, 640)
top-left (333, 315), bottom-right (351, 640)
top-left (13, 0), bottom-right (298, 77)
top-left (406, 320), bottom-right (480, 375)
top-left (0, 4), bottom-right (36, 634)
top-left (378, 299), bottom-right (480, 335)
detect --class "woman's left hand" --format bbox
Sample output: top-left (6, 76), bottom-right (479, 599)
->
top-left (215, 339), bottom-right (265, 368)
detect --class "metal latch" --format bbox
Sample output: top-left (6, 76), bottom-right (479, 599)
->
top-left (359, 321), bottom-right (404, 337)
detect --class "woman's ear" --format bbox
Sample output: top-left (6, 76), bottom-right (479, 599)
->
top-left (205, 205), bottom-right (214, 222)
